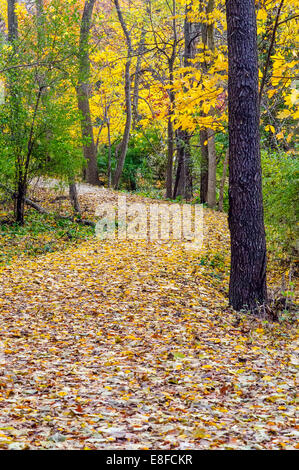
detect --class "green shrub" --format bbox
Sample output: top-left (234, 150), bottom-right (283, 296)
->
top-left (262, 150), bottom-right (298, 258)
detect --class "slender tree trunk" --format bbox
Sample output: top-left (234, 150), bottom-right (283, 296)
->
top-left (206, 0), bottom-right (217, 208)
top-left (199, 0), bottom-right (217, 205)
top-left (165, 0), bottom-right (177, 199)
top-left (173, 129), bottom-right (185, 198)
top-left (206, 0), bottom-right (215, 50)
top-left (77, 0), bottom-right (99, 186)
top-left (36, 0), bottom-right (43, 46)
top-left (207, 128), bottom-right (217, 207)
top-left (174, 129), bottom-right (193, 200)
top-left (226, 0), bottom-right (267, 311)
top-left (7, 0), bottom-right (18, 41)
top-left (69, 182), bottom-right (81, 214)
top-left (15, 178), bottom-right (25, 225)
top-left (165, 73), bottom-right (175, 199)
top-left (199, 0), bottom-right (208, 204)
top-left (218, 147), bottom-right (228, 212)
top-left (7, 0), bottom-right (24, 223)
top-left (113, 59), bottom-right (132, 188)
top-left (199, 129), bottom-right (209, 203)
top-left (174, 1), bottom-right (199, 200)
top-left (132, 29), bottom-right (146, 129)
top-left (258, 0), bottom-right (284, 106)
top-left (113, 0), bottom-right (133, 189)
top-left (107, 118), bottom-right (112, 187)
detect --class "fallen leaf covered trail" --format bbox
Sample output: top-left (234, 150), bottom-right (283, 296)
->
top-left (0, 193), bottom-right (298, 449)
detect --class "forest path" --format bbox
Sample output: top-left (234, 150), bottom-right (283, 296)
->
top-left (0, 183), bottom-right (297, 449)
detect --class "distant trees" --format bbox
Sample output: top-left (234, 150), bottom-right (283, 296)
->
top-left (0, 0), bottom-right (296, 281)
top-left (226, 0), bottom-right (267, 311)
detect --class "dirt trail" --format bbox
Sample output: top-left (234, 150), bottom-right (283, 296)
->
top-left (0, 184), bottom-right (297, 450)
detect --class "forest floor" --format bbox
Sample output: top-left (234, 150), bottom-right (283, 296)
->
top-left (0, 180), bottom-right (298, 450)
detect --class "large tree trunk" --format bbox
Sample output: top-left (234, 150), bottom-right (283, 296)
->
top-left (77, 0), bottom-right (99, 186)
top-left (113, 0), bottom-right (133, 189)
top-left (226, 0), bottom-right (267, 311)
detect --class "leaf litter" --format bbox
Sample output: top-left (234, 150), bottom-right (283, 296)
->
top-left (0, 182), bottom-right (298, 450)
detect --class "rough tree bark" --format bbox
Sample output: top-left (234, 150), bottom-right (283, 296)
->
top-left (77, 0), bottom-right (99, 186)
top-left (226, 0), bottom-right (267, 311)
top-left (113, 0), bottom-right (133, 189)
